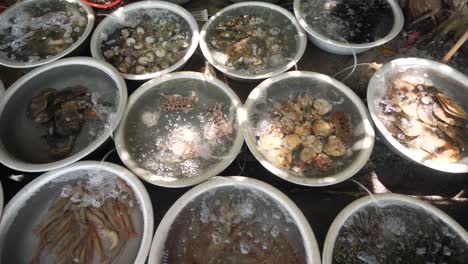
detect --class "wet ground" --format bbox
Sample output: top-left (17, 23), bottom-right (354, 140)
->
top-left (0, 0), bottom-right (467, 257)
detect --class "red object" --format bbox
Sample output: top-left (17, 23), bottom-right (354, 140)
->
top-left (80, 0), bottom-right (123, 9)
top-left (407, 31), bottom-right (421, 45)
top-left (0, 0), bottom-right (6, 14)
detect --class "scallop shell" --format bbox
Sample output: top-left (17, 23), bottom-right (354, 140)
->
top-left (436, 93), bottom-right (467, 119)
top-left (323, 136), bottom-right (346, 157)
top-left (432, 102), bottom-right (465, 127)
top-left (417, 102), bottom-right (437, 127)
top-left (395, 117), bottom-right (423, 137)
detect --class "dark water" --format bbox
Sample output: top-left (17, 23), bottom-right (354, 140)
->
top-left (301, 0), bottom-right (394, 44)
top-left (333, 202), bottom-right (468, 264)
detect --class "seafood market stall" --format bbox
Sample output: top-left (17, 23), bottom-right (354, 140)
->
top-left (0, 0), bottom-right (467, 263)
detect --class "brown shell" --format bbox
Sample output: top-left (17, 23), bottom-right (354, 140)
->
top-left (311, 153), bottom-right (333, 172)
top-left (435, 141), bottom-right (460, 163)
top-left (417, 102), bottom-right (438, 126)
top-left (395, 117), bottom-right (424, 137)
top-left (323, 136), bottom-right (346, 157)
top-left (311, 119), bottom-right (332, 137)
top-left (432, 102), bottom-right (465, 127)
top-left (329, 112), bottom-right (352, 143)
top-left (161, 92), bottom-right (196, 112)
top-left (437, 121), bottom-right (465, 147)
top-left (436, 93), bottom-right (466, 119)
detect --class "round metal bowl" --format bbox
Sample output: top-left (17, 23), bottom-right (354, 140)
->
top-left (90, 1), bottom-right (199, 81)
top-left (322, 193), bottom-right (468, 264)
top-left (0, 0), bottom-right (94, 68)
top-left (0, 57), bottom-right (127, 172)
top-left (148, 176), bottom-right (321, 263)
top-left (199, 1), bottom-right (307, 81)
top-left (0, 181), bottom-right (3, 220)
top-left (115, 71), bottom-right (244, 188)
top-left (367, 58), bottom-right (468, 173)
top-left (0, 161), bottom-right (154, 263)
top-left (293, 0), bottom-right (403, 55)
top-left (241, 71), bottom-right (375, 186)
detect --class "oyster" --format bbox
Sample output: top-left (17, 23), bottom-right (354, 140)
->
top-left (380, 78), bottom-right (467, 163)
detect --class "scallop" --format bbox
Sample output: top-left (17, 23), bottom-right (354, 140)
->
top-left (283, 134), bottom-right (302, 150)
top-left (313, 99), bottom-right (332, 115)
top-left (323, 136), bottom-right (346, 157)
top-left (311, 119), bottom-right (332, 137)
top-left (302, 135), bottom-right (323, 154)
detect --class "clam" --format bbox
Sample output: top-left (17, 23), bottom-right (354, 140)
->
top-left (256, 95), bottom-right (351, 174)
top-left (313, 98), bottom-right (332, 115)
top-left (283, 134), bottom-right (302, 150)
top-left (323, 136), bottom-right (346, 157)
top-left (311, 119), bottom-right (332, 137)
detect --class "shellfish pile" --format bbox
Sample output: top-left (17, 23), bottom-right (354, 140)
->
top-left (31, 177), bottom-right (136, 264)
top-left (256, 95), bottom-right (352, 173)
top-left (379, 78), bottom-right (467, 163)
top-left (101, 15), bottom-right (191, 75)
top-left (28, 86), bottom-right (109, 159)
top-left (209, 15), bottom-right (288, 74)
top-left (0, 1), bottom-right (87, 62)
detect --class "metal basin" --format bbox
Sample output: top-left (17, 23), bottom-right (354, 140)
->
top-left (293, 0), bottom-right (403, 55)
top-left (148, 176), bottom-right (321, 263)
top-left (90, 0), bottom-right (199, 81)
top-left (199, 1), bottom-right (307, 81)
top-left (0, 161), bottom-right (154, 264)
top-left (323, 193), bottom-right (468, 264)
top-left (115, 71), bottom-right (244, 187)
top-left (242, 71), bottom-right (375, 186)
top-left (367, 58), bottom-right (468, 173)
top-left (0, 57), bottom-right (127, 172)
top-left (0, 0), bottom-right (94, 68)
